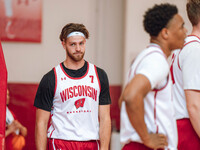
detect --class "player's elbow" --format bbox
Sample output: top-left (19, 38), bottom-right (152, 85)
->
top-left (124, 95), bottom-right (142, 112)
top-left (123, 90), bottom-right (138, 105)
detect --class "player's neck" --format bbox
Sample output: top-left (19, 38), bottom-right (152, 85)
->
top-left (191, 24), bottom-right (200, 38)
top-left (63, 59), bottom-right (85, 70)
top-left (150, 38), bottom-right (170, 58)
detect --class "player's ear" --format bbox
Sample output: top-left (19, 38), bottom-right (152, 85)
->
top-left (161, 28), bottom-right (169, 40)
top-left (62, 40), bottom-right (67, 49)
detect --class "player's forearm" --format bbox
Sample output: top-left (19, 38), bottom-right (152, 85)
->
top-left (5, 121), bottom-right (18, 137)
top-left (125, 95), bottom-right (150, 142)
top-left (185, 90), bottom-right (200, 137)
top-left (35, 122), bottom-right (48, 150)
top-left (188, 106), bottom-right (200, 137)
top-left (20, 125), bottom-right (27, 137)
top-left (99, 116), bottom-right (111, 150)
top-left (5, 128), bottom-right (13, 137)
top-left (15, 121), bottom-right (27, 137)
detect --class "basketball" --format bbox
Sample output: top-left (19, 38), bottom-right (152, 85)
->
top-left (12, 135), bottom-right (25, 150)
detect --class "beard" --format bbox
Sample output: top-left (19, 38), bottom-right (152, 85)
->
top-left (66, 49), bottom-right (85, 62)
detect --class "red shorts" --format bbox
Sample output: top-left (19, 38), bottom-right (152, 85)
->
top-left (122, 142), bottom-right (153, 150)
top-left (48, 138), bottom-right (99, 150)
top-left (177, 118), bottom-right (200, 150)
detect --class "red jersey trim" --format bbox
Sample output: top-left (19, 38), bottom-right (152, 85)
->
top-left (60, 62), bottom-right (89, 80)
top-left (178, 40), bottom-right (200, 70)
top-left (53, 68), bottom-right (57, 97)
top-left (187, 35), bottom-right (200, 40)
top-left (94, 65), bottom-right (101, 92)
top-left (49, 125), bottom-right (55, 138)
top-left (170, 53), bottom-right (176, 84)
top-left (146, 45), bottom-right (167, 59)
top-left (154, 91), bottom-right (159, 133)
top-left (128, 68), bottom-right (132, 79)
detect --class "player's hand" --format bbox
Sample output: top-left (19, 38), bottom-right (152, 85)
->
top-left (13, 120), bottom-right (22, 129)
top-left (143, 133), bottom-right (168, 149)
top-left (7, 120), bottom-right (19, 133)
top-left (13, 120), bottom-right (28, 136)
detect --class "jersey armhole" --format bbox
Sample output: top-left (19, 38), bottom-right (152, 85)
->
top-left (53, 67), bottom-right (57, 97)
top-left (94, 65), bottom-right (101, 92)
top-left (152, 75), bottom-right (169, 92)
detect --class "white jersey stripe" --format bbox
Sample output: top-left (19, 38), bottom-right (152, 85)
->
top-left (52, 139), bottom-right (56, 150)
top-left (96, 140), bottom-right (100, 150)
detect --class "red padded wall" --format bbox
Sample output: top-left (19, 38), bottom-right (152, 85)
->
top-left (110, 86), bottom-right (121, 131)
top-left (7, 83), bottom-right (38, 150)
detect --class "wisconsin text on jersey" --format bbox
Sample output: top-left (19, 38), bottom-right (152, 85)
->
top-left (60, 85), bottom-right (98, 102)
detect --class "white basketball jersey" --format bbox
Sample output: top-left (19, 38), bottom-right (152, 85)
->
top-left (47, 62), bottom-right (101, 141)
top-left (120, 45), bottom-right (177, 150)
top-left (171, 36), bottom-right (200, 119)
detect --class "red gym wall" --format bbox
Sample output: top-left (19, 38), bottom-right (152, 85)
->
top-left (7, 83), bottom-right (121, 150)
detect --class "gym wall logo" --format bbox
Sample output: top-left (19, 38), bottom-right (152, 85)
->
top-left (74, 98), bottom-right (85, 109)
top-left (0, 0), bottom-right (42, 42)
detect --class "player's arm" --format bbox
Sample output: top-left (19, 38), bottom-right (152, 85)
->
top-left (123, 74), bottom-right (167, 149)
top-left (6, 120), bottom-right (27, 137)
top-left (96, 67), bottom-right (111, 150)
top-left (14, 120), bottom-right (27, 137)
top-left (19, 123), bottom-right (27, 137)
top-left (118, 88), bottom-right (125, 109)
top-left (35, 108), bottom-right (50, 150)
top-left (119, 68), bottom-right (133, 109)
top-left (118, 83), bottom-right (129, 109)
top-left (5, 121), bottom-right (18, 137)
top-left (185, 90), bottom-right (200, 137)
top-left (181, 45), bottom-right (200, 137)
top-left (99, 104), bottom-right (111, 150)
top-left (34, 69), bottom-right (55, 150)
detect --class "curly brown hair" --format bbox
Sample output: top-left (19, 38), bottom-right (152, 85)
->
top-left (143, 3), bottom-right (178, 36)
top-left (187, 0), bottom-right (200, 26)
top-left (59, 23), bottom-right (89, 42)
